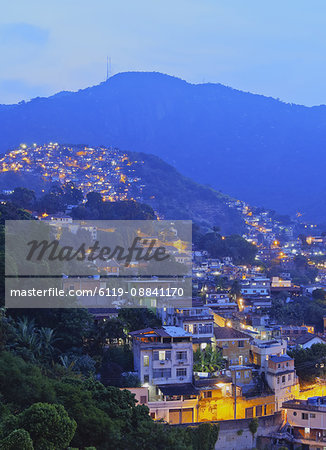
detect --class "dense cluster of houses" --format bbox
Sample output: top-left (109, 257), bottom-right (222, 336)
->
top-left (0, 143), bottom-right (143, 201)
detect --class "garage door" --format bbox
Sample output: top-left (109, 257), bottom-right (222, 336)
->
top-left (182, 408), bottom-right (193, 423)
top-left (169, 409), bottom-right (181, 424)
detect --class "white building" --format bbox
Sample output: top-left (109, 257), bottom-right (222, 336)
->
top-left (265, 355), bottom-right (300, 410)
top-left (241, 277), bottom-right (271, 298)
top-left (130, 326), bottom-right (193, 387)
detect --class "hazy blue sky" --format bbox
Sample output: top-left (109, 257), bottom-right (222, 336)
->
top-left (1, 0), bottom-right (326, 105)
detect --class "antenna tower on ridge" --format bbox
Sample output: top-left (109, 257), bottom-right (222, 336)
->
top-left (106, 56), bottom-right (112, 81)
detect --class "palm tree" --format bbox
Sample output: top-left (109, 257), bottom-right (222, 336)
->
top-left (8, 317), bottom-right (41, 362)
top-left (38, 327), bottom-right (61, 362)
top-left (7, 317), bottom-right (59, 364)
top-left (59, 354), bottom-right (77, 371)
top-left (194, 345), bottom-right (226, 373)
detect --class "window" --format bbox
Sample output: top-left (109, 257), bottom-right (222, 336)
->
top-left (144, 375), bottom-right (149, 383)
top-left (236, 371), bottom-right (241, 379)
top-left (176, 351), bottom-right (187, 361)
top-left (282, 375), bottom-right (286, 383)
top-left (278, 364), bottom-right (281, 368)
top-left (153, 368), bottom-right (171, 379)
top-left (150, 412), bottom-right (155, 419)
top-left (144, 355), bottom-right (149, 367)
top-left (203, 391), bottom-right (212, 398)
top-left (245, 371), bottom-right (250, 378)
top-left (310, 413), bottom-right (316, 418)
top-left (222, 342), bottom-right (229, 348)
top-left (238, 341), bottom-right (244, 348)
top-left (293, 411), bottom-right (297, 416)
top-left (154, 350), bottom-right (170, 361)
top-left (277, 377), bottom-right (280, 384)
top-left (302, 413), bottom-right (308, 420)
top-left (288, 374), bottom-right (291, 381)
top-left (176, 368), bottom-right (187, 377)
top-left (140, 396), bottom-right (147, 404)
top-left (264, 405), bottom-right (267, 415)
top-left (199, 324), bottom-right (213, 334)
top-left (256, 405), bottom-right (262, 417)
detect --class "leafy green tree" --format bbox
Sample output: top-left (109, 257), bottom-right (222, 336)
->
top-left (118, 308), bottom-right (161, 333)
top-left (289, 343), bottom-right (326, 383)
top-left (0, 352), bottom-right (56, 410)
top-left (230, 280), bottom-right (241, 300)
top-left (86, 191), bottom-right (103, 209)
top-left (0, 202), bottom-right (34, 224)
top-left (249, 417), bottom-right (259, 447)
top-left (193, 345), bottom-right (225, 373)
top-left (7, 317), bottom-right (41, 363)
top-left (10, 187), bottom-right (36, 209)
top-left (0, 429), bottom-right (34, 450)
top-left (14, 403), bottom-right (76, 450)
top-left (199, 232), bottom-right (257, 265)
top-left (187, 423), bottom-right (219, 450)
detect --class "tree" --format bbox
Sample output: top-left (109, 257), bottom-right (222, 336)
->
top-left (62, 181), bottom-right (83, 204)
top-left (230, 280), bottom-right (241, 300)
top-left (249, 417), bottom-right (259, 447)
top-left (14, 403), bottom-right (76, 449)
top-left (10, 187), bottom-right (36, 209)
top-left (118, 308), bottom-right (161, 333)
top-left (0, 429), bottom-right (34, 450)
top-left (193, 345), bottom-right (226, 373)
top-left (7, 317), bottom-right (41, 363)
top-left (187, 423), bottom-right (219, 450)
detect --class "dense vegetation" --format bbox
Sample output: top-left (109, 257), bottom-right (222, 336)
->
top-left (0, 351), bottom-right (219, 449)
top-left (194, 227), bottom-right (257, 265)
top-left (129, 152), bottom-right (244, 233)
top-left (289, 344), bottom-right (326, 384)
top-left (270, 289), bottom-right (326, 332)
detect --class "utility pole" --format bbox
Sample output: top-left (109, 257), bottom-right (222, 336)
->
top-left (234, 373), bottom-right (237, 419)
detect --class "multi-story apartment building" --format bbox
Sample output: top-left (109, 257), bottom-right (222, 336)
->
top-left (251, 339), bottom-right (288, 372)
top-left (213, 327), bottom-right (251, 366)
top-left (265, 355), bottom-right (300, 410)
top-left (129, 326), bottom-right (198, 424)
top-left (130, 326), bottom-right (193, 387)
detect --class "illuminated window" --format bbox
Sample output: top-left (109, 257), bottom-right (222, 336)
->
top-left (144, 355), bottom-right (149, 367)
top-left (203, 391), bottom-right (212, 398)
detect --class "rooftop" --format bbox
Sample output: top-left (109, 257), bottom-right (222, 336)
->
top-left (269, 355), bottom-right (292, 363)
top-left (158, 383), bottom-right (199, 396)
top-left (214, 326), bottom-right (251, 341)
top-left (129, 326), bottom-right (192, 339)
top-left (293, 333), bottom-right (325, 345)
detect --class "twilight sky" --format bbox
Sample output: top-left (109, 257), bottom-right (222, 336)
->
top-left (1, 0), bottom-right (326, 105)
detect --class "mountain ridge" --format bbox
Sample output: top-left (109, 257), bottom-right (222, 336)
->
top-left (0, 71), bottom-right (326, 221)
